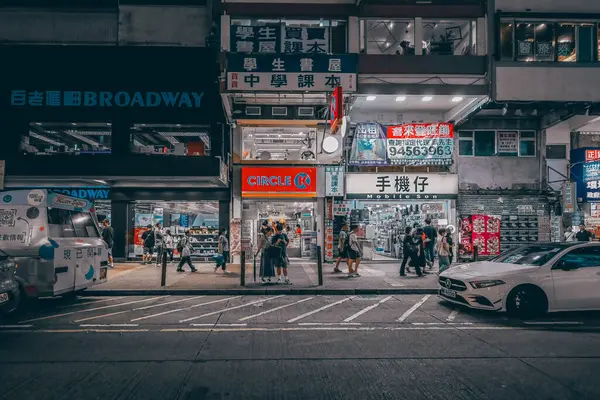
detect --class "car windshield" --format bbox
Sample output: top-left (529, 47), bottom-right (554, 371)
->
top-left (492, 245), bottom-right (565, 266)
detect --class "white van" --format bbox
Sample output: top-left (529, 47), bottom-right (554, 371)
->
top-left (0, 189), bottom-right (108, 299)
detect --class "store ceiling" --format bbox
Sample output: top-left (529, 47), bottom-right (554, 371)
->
top-left (351, 94), bottom-right (481, 112)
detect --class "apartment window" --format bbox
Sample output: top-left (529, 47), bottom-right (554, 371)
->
top-left (499, 22), bottom-right (514, 60)
top-left (362, 19), bottom-right (415, 55)
top-left (458, 132), bottom-right (474, 156)
top-left (423, 19), bottom-right (475, 55)
top-left (130, 124), bottom-right (211, 156)
top-left (474, 131), bottom-right (496, 156)
top-left (519, 131), bottom-right (536, 156)
top-left (546, 144), bottom-right (567, 159)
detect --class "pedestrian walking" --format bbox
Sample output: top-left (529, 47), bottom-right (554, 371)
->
top-left (215, 228), bottom-right (231, 274)
top-left (176, 230), bottom-right (197, 272)
top-left (436, 228), bottom-right (451, 274)
top-left (256, 227), bottom-right (276, 283)
top-left (154, 223), bottom-right (164, 267)
top-left (410, 228), bottom-right (426, 277)
top-left (334, 223), bottom-right (349, 273)
top-left (141, 225), bottom-right (155, 265)
top-left (399, 226), bottom-right (413, 276)
top-left (423, 218), bottom-right (437, 270)
top-left (272, 223), bottom-right (291, 284)
top-left (347, 224), bottom-right (362, 278)
top-left (164, 229), bottom-right (175, 262)
top-left (101, 219), bottom-right (114, 268)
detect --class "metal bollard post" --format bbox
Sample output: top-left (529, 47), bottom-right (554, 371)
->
top-left (160, 248), bottom-right (167, 287)
top-left (317, 245), bottom-right (323, 286)
top-left (253, 254), bottom-right (257, 282)
top-left (473, 245), bottom-right (479, 262)
top-left (240, 250), bottom-right (246, 286)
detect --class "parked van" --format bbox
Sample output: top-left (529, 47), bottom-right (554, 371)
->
top-left (0, 189), bottom-right (108, 299)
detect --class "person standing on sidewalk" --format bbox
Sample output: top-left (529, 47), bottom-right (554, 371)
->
top-left (272, 223), bottom-right (291, 284)
top-left (347, 225), bottom-right (362, 278)
top-left (409, 228), bottom-right (425, 277)
top-left (164, 229), bottom-right (175, 262)
top-left (141, 225), bottom-right (155, 265)
top-left (256, 227), bottom-right (276, 283)
top-left (399, 226), bottom-right (413, 276)
top-left (422, 218), bottom-right (437, 270)
top-left (101, 219), bottom-right (114, 269)
top-left (154, 223), bottom-right (164, 267)
top-left (334, 223), bottom-right (349, 273)
top-left (177, 230), bottom-right (197, 272)
top-left (436, 228), bottom-right (451, 274)
top-left (215, 228), bottom-right (231, 274)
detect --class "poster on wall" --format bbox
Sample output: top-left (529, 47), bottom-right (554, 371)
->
top-left (333, 200), bottom-right (352, 216)
top-left (385, 123), bottom-right (454, 166)
top-left (459, 215), bottom-right (500, 258)
top-left (349, 123), bottom-right (388, 165)
top-left (497, 131), bottom-right (518, 155)
top-left (230, 218), bottom-right (241, 257)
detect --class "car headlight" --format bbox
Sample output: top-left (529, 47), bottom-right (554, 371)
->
top-left (469, 280), bottom-right (505, 289)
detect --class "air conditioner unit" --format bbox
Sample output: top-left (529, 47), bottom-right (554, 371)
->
top-left (245, 106), bottom-right (262, 116)
top-left (298, 107), bottom-right (315, 117)
top-left (272, 106), bottom-right (288, 116)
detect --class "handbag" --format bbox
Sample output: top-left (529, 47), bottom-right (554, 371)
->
top-left (213, 254), bottom-right (224, 264)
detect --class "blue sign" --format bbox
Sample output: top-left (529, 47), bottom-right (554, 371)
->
top-left (227, 54), bottom-right (357, 74)
top-left (571, 148), bottom-right (600, 202)
top-left (10, 90), bottom-right (204, 108)
top-left (8, 187), bottom-right (110, 201)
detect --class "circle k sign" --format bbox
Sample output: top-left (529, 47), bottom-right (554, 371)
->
top-left (242, 167), bottom-right (317, 198)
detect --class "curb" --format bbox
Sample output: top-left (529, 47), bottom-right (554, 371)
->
top-left (81, 288), bottom-right (439, 296)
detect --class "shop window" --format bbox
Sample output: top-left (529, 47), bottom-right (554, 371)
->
top-left (519, 131), bottom-right (536, 157)
top-left (458, 131), bottom-right (474, 156)
top-left (71, 212), bottom-right (100, 238)
top-left (546, 144), bottom-right (567, 159)
top-left (361, 19), bottom-right (414, 55)
top-left (423, 19), bottom-right (475, 56)
top-left (48, 208), bottom-right (97, 238)
top-left (23, 122), bottom-right (111, 155)
top-left (474, 131), bottom-right (496, 156)
top-left (242, 127), bottom-right (317, 161)
top-left (499, 22), bottom-right (514, 60)
top-left (130, 124), bottom-right (211, 156)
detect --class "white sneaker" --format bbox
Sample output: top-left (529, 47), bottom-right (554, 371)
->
top-left (284, 278), bottom-right (292, 285)
top-left (277, 277), bottom-right (283, 284)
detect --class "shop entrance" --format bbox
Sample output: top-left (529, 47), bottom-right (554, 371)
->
top-left (337, 199), bottom-right (454, 261)
top-left (242, 200), bottom-right (317, 259)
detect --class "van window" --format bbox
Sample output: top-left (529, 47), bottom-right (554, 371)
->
top-left (71, 212), bottom-right (99, 238)
top-left (47, 208), bottom-right (76, 238)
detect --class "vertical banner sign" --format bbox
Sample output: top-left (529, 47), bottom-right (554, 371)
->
top-left (349, 123), bottom-right (388, 165)
top-left (497, 131), bottom-right (518, 155)
top-left (283, 26), bottom-right (329, 54)
top-left (324, 221), bottom-right (334, 262)
top-left (329, 86), bottom-right (343, 132)
top-left (230, 24), bottom-right (281, 53)
top-left (562, 182), bottom-right (576, 213)
top-left (386, 123), bottom-right (454, 166)
top-left (227, 54), bottom-right (357, 92)
top-left (325, 166), bottom-right (344, 197)
top-left (325, 198), bottom-right (333, 221)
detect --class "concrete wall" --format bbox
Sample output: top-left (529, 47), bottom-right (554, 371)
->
top-left (496, 66), bottom-right (600, 102)
top-left (545, 121), bottom-right (571, 191)
top-left (496, 0), bottom-right (600, 13)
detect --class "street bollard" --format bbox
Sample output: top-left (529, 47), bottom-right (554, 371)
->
top-left (241, 251), bottom-right (246, 286)
top-left (253, 254), bottom-right (257, 282)
top-left (473, 245), bottom-right (479, 262)
top-left (317, 245), bottom-right (323, 286)
top-left (160, 248), bottom-right (167, 287)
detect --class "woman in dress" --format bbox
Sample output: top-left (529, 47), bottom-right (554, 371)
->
top-left (256, 227), bottom-right (276, 283)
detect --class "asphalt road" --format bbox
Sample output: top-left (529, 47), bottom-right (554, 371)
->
top-left (1, 294), bottom-right (600, 400)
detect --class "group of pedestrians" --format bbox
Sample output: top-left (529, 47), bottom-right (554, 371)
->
top-left (333, 224), bottom-right (363, 278)
top-left (255, 221), bottom-right (292, 284)
top-left (400, 218), bottom-right (453, 277)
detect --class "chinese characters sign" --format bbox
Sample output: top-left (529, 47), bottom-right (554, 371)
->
top-left (345, 173), bottom-right (459, 200)
top-left (386, 123), bottom-right (454, 166)
top-left (586, 149), bottom-right (600, 162)
top-left (325, 222), bottom-right (334, 262)
top-left (349, 123), bottom-right (388, 166)
top-left (497, 131), bottom-right (518, 155)
top-left (325, 166), bottom-right (344, 197)
top-left (10, 90), bottom-right (204, 108)
top-left (230, 24), bottom-right (329, 54)
top-left (226, 54), bottom-right (357, 92)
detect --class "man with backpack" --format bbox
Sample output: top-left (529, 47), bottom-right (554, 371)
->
top-left (176, 230), bottom-right (197, 272)
top-left (141, 225), bottom-right (155, 265)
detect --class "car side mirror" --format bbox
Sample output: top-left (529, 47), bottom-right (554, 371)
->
top-left (554, 260), bottom-right (580, 271)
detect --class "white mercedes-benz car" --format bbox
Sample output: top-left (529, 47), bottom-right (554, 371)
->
top-left (438, 242), bottom-right (600, 317)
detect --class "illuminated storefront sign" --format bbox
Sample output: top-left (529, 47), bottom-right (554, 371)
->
top-left (241, 167), bottom-right (317, 197)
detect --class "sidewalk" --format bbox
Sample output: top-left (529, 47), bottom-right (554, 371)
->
top-left (86, 259), bottom-right (440, 295)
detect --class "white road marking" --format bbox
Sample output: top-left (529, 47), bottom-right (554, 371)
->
top-left (238, 297), bottom-right (315, 322)
top-left (79, 324), bottom-right (139, 327)
top-left (59, 297), bottom-right (127, 309)
top-left (160, 326), bottom-right (519, 333)
top-left (130, 296), bottom-right (241, 322)
top-left (180, 295), bottom-right (286, 323)
top-left (287, 296), bottom-right (355, 323)
top-left (0, 325), bottom-right (33, 328)
top-left (523, 321), bottom-right (583, 325)
top-left (397, 295), bottom-right (431, 323)
top-left (20, 296), bottom-right (167, 323)
top-left (446, 309), bottom-right (460, 322)
top-left (343, 295), bottom-right (392, 322)
top-left (73, 296), bottom-right (207, 323)
top-left (190, 323), bottom-right (247, 327)
top-left (412, 322), bottom-right (473, 325)
top-left (298, 322), bottom-right (361, 326)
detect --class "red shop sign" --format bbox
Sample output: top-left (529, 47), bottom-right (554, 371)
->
top-left (241, 167), bottom-right (317, 198)
top-left (386, 123), bottom-right (454, 139)
top-left (330, 86), bottom-right (343, 133)
top-left (586, 149), bottom-right (600, 162)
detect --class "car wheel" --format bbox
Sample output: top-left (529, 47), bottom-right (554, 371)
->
top-left (506, 285), bottom-right (548, 318)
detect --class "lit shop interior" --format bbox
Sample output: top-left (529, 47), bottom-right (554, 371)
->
top-left (241, 127), bottom-right (319, 162)
top-left (242, 201), bottom-right (317, 259)
top-left (333, 200), bottom-right (454, 261)
top-left (128, 201), bottom-right (220, 260)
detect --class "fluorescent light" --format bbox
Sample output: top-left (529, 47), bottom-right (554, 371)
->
top-left (452, 96), bottom-right (464, 102)
top-left (422, 96), bottom-right (433, 102)
top-left (395, 96), bottom-right (406, 102)
top-left (366, 96), bottom-right (377, 101)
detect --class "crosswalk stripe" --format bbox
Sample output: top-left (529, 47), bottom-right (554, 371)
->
top-left (397, 295), bottom-right (431, 323)
top-left (287, 296), bottom-right (355, 323)
top-left (180, 295), bottom-right (286, 323)
top-left (239, 297), bottom-right (315, 322)
top-left (446, 309), bottom-right (460, 322)
top-left (130, 296), bottom-right (241, 322)
top-left (343, 296), bottom-right (392, 322)
top-left (58, 297), bottom-right (127, 309)
top-left (20, 297), bottom-right (166, 323)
